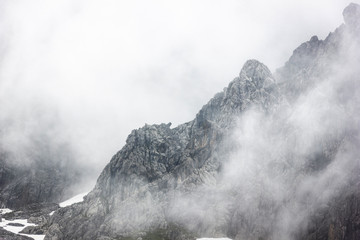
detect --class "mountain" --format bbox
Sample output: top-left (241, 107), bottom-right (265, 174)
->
top-left (0, 132), bottom-right (80, 209)
top-left (44, 3), bottom-right (360, 240)
top-left (45, 58), bottom-right (281, 240)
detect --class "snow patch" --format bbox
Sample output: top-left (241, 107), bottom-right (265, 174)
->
top-left (0, 208), bottom-right (13, 214)
top-left (49, 211), bottom-right (55, 216)
top-left (59, 192), bottom-right (88, 208)
top-left (0, 219), bottom-right (33, 234)
top-left (22, 234), bottom-right (45, 240)
top-left (0, 217), bottom-right (45, 240)
top-left (197, 238), bottom-right (232, 240)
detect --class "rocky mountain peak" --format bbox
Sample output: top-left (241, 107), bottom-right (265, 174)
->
top-left (221, 59), bottom-right (279, 113)
top-left (41, 4), bottom-right (360, 240)
top-left (343, 3), bottom-right (360, 32)
top-left (310, 35), bottom-right (319, 42)
top-left (239, 59), bottom-right (275, 88)
top-left (194, 59), bottom-right (279, 130)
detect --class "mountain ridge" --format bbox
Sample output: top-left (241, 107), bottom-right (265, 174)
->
top-left (42, 2), bottom-right (360, 240)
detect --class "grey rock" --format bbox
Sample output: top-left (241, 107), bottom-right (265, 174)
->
top-left (0, 152), bottom-right (79, 209)
top-left (2, 202), bottom-right (58, 237)
top-left (276, 2), bottom-right (360, 103)
top-left (44, 59), bottom-right (280, 240)
top-left (20, 225), bottom-right (45, 235)
top-left (6, 223), bottom-right (24, 227)
top-left (45, 3), bottom-right (360, 240)
top-left (0, 227), bottom-right (33, 240)
top-left (3, 202), bottom-right (59, 221)
top-left (343, 3), bottom-right (360, 33)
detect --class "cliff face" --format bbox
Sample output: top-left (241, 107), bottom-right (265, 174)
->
top-left (0, 139), bottom-right (80, 209)
top-left (46, 59), bottom-right (281, 239)
top-left (45, 3), bottom-right (360, 240)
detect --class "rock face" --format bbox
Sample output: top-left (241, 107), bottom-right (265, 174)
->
top-left (45, 3), bottom-right (360, 240)
top-left (2, 202), bottom-right (59, 221)
top-left (343, 3), bottom-right (360, 33)
top-left (0, 151), bottom-right (79, 209)
top-left (0, 227), bottom-right (34, 240)
top-left (45, 60), bottom-right (281, 240)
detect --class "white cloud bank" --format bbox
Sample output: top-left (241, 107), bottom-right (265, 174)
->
top-left (0, 0), bottom-right (358, 184)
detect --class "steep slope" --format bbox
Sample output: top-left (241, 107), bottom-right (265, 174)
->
top-left (0, 135), bottom-right (81, 209)
top-left (276, 2), bottom-right (360, 102)
top-left (288, 4), bottom-right (360, 239)
top-left (45, 60), bottom-right (281, 240)
top-left (45, 3), bottom-right (360, 240)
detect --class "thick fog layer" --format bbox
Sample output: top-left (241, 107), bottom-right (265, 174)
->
top-left (168, 22), bottom-right (360, 239)
top-left (0, 0), bottom-right (357, 190)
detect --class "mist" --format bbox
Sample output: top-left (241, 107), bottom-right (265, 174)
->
top-left (0, 0), bottom-right (358, 191)
top-left (167, 13), bottom-right (360, 239)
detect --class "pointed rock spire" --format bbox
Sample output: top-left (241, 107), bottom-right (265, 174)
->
top-left (343, 3), bottom-right (360, 32)
top-left (239, 59), bottom-right (275, 88)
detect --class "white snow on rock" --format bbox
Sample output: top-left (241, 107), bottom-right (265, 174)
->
top-left (0, 191), bottom-right (88, 240)
top-left (0, 219), bottom-right (33, 234)
top-left (22, 234), bottom-right (45, 240)
top-left (0, 208), bottom-right (13, 214)
top-left (0, 217), bottom-right (45, 240)
top-left (197, 238), bottom-right (232, 240)
top-left (59, 192), bottom-right (88, 208)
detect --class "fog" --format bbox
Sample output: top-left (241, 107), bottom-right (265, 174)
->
top-left (0, 0), bottom-right (358, 190)
top-left (168, 14), bottom-right (360, 239)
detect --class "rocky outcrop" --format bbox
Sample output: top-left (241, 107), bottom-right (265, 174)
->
top-left (0, 202), bottom-right (59, 237)
top-left (276, 2), bottom-right (360, 104)
top-left (343, 3), bottom-right (360, 34)
top-left (0, 227), bottom-right (33, 240)
top-left (2, 203), bottom-right (59, 221)
top-left (297, 192), bottom-right (360, 240)
top-left (45, 60), bottom-right (281, 240)
top-left (45, 3), bottom-right (360, 240)
top-left (0, 135), bottom-right (83, 209)
top-left (275, 30), bottom-right (342, 102)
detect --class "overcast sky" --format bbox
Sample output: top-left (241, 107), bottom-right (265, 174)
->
top-left (0, 0), bottom-right (358, 175)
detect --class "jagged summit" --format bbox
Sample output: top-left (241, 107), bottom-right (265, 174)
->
top-left (310, 35), bottom-right (319, 42)
top-left (44, 57), bottom-right (282, 239)
top-left (42, 4), bottom-right (360, 240)
top-left (239, 59), bottom-right (275, 88)
top-left (223, 59), bottom-right (278, 111)
top-left (343, 3), bottom-right (360, 32)
top-left (275, 3), bottom-right (360, 102)
top-left (225, 59), bottom-right (276, 106)
top-left (195, 59), bottom-right (280, 130)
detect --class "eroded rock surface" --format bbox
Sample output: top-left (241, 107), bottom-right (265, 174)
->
top-left (44, 3), bottom-right (360, 240)
top-left (45, 59), bottom-right (280, 240)
top-left (0, 227), bottom-right (33, 240)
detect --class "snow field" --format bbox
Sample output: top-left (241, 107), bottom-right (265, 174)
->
top-left (0, 214), bottom-right (45, 240)
top-left (59, 192), bottom-right (88, 207)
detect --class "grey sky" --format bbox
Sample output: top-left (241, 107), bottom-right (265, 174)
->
top-left (0, 0), bottom-right (357, 179)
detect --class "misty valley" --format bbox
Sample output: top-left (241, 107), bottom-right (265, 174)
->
top-left (0, 2), bottom-right (360, 240)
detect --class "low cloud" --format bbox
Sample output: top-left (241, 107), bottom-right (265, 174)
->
top-left (168, 23), bottom-right (360, 239)
top-left (0, 0), bottom-right (358, 191)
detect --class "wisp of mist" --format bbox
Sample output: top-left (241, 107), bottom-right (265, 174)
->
top-left (169, 24), bottom-right (360, 239)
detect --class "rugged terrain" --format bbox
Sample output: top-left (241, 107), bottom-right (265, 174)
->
top-left (1, 2), bottom-right (359, 240)
top-left (43, 3), bottom-right (360, 240)
top-left (0, 137), bottom-right (80, 209)
top-left (46, 58), bottom-right (282, 240)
